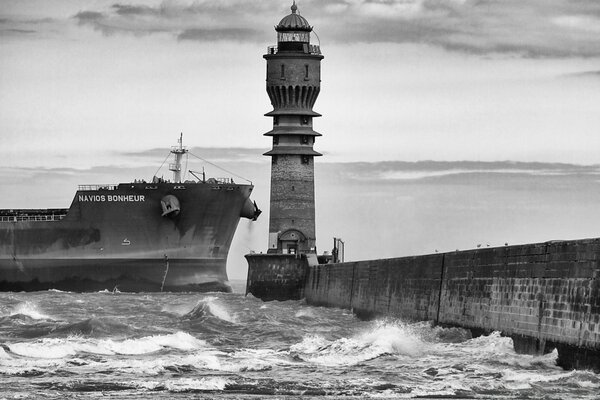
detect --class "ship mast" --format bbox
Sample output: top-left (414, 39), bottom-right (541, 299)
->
top-left (169, 133), bottom-right (188, 183)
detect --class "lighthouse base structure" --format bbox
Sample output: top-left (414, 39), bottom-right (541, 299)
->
top-left (245, 254), bottom-right (309, 301)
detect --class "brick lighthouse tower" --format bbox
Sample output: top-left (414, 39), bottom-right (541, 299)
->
top-left (264, 1), bottom-right (323, 257)
top-left (246, 2), bottom-right (324, 300)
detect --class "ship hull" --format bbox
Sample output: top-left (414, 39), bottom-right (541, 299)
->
top-left (1, 181), bottom-right (258, 292)
top-left (0, 258), bottom-right (230, 292)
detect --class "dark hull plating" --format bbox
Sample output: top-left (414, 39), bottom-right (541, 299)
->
top-left (1, 181), bottom-right (256, 292)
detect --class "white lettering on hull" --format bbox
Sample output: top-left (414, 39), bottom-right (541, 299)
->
top-left (78, 194), bottom-right (145, 202)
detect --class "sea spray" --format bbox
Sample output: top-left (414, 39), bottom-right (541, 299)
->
top-left (9, 301), bottom-right (53, 320)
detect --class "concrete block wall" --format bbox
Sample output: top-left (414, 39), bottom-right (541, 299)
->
top-left (301, 238), bottom-right (600, 371)
top-left (437, 240), bottom-right (600, 351)
top-left (306, 254), bottom-right (443, 321)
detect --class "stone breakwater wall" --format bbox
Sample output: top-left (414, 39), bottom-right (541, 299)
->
top-left (303, 238), bottom-right (600, 371)
top-left (246, 253), bottom-right (308, 301)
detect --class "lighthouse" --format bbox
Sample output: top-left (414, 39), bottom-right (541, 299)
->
top-left (245, 2), bottom-right (324, 300)
top-left (264, 1), bottom-right (323, 258)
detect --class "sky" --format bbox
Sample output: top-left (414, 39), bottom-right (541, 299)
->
top-left (1, 0), bottom-right (600, 279)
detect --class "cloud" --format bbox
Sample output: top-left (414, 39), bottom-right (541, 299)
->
top-left (63, 0), bottom-right (600, 57)
top-left (72, 1), bottom-right (271, 41)
top-left (177, 28), bottom-right (261, 42)
top-left (121, 147), bottom-right (266, 163)
top-left (563, 70), bottom-right (600, 79)
top-left (0, 16), bottom-right (55, 37)
top-left (318, 160), bottom-right (600, 185)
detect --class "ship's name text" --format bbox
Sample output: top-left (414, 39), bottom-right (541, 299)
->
top-left (78, 195), bottom-right (146, 202)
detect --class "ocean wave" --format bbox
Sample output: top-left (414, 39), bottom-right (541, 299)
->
top-left (5, 331), bottom-right (206, 359)
top-left (290, 321), bottom-right (424, 366)
top-left (50, 317), bottom-right (133, 337)
top-left (181, 297), bottom-right (237, 323)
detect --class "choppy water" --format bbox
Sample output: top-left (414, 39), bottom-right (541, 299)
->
top-left (1, 281), bottom-right (598, 399)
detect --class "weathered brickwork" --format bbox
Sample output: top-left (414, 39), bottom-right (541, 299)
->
top-left (269, 154), bottom-right (316, 244)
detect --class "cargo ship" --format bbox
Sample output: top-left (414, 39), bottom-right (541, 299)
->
top-left (0, 136), bottom-right (261, 292)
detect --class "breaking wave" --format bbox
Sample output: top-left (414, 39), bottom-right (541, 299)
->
top-left (290, 321), bottom-right (424, 366)
top-left (5, 331), bottom-right (206, 359)
top-left (181, 297), bottom-right (237, 323)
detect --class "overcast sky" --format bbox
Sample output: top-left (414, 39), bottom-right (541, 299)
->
top-left (2, 1), bottom-right (600, 278)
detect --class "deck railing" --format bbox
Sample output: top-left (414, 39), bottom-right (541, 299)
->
top-left (0, 214), bottom-right (66, 222)
top-left (78, 184), bottom-right (118, 191)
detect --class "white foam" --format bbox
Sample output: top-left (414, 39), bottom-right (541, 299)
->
top-left (9, 339), bottom-right (77, 359)
top-left (290, 321), bottom-right (426, 366)
top-left (0, 355), bottom-right (65, 376)
top-left (359, 322), bottom-right (423, 357)
top-left (576, 380), bottom-right (600, 388)
top-left (502, 368), bottom-right (576, 383)
top-left (6, 331), bottom-right (206, 359)
top-left (224, 348), bottom-right (283, 371)
top-left (164, 377), bottom-right (228, 392)
top-left (290, 336), bottom-right (384, 366)
top-left (434, 331), bottom-right (516, 362)
top-left (294, 309), bottom-right (315, 318)
top-left (105, 331), bottom-right (205, 354)
top-left (183, 351), bottom-right (223, 370)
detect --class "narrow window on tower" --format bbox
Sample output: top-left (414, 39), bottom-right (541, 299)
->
top-left (280, 64), bottom-right (285, 79)
top-left (301, 116), bottom-right (309, 125)
top-left (301, 135), bottom-right (309, 144)
top-left (302, 155), bottom-right (310, 164)
top-left (304, 64), bottom-right (309, 80)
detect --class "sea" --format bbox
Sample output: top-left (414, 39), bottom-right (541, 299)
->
top-left (1, 281), bottom-right (598, 400)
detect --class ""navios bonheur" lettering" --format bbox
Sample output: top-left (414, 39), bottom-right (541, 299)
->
top-left (78, 194), bottom-right (145, 202)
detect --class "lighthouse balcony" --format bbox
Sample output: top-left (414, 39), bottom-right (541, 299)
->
top-left (266, 44), bottom-right (321, 55)
top-left (263, 126), bottom-right (322, 137)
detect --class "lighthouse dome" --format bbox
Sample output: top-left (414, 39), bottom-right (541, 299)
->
top-left (276, 2), bottom-right (312, 31)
